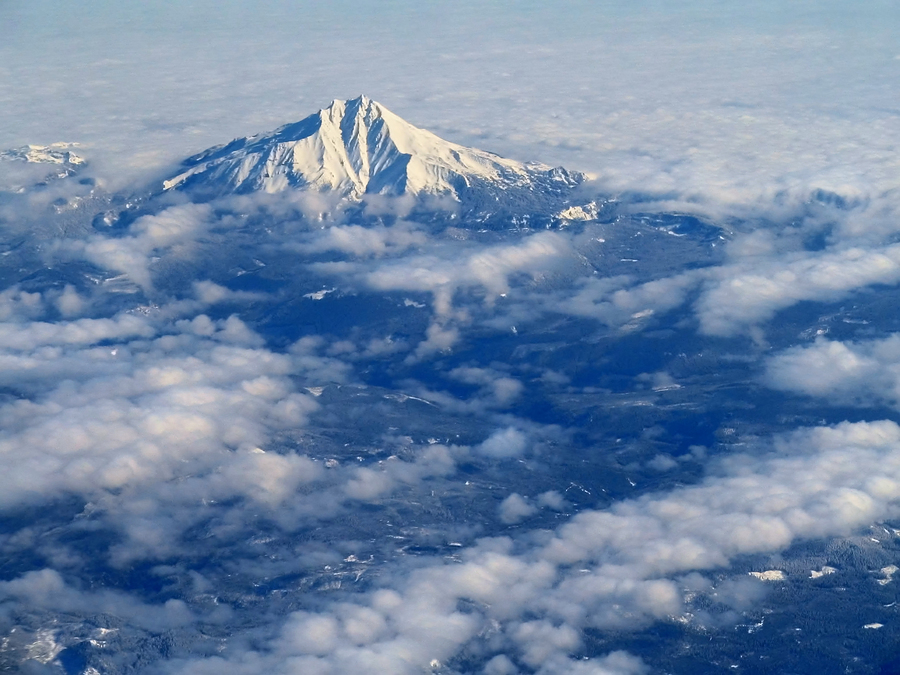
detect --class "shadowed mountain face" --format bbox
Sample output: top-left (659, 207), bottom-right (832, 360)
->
top-left (162, 95), bottom-right (584, 212)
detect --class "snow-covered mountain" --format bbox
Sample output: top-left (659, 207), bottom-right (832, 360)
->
top-left (163, 96), bottom-right (584, 208)
top-left (0, 143), bottom-right (86, 191)
top-left (0, 142), bottom-right (85, 166)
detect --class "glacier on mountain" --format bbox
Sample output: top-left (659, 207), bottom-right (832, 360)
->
top-left (162, 96), bottom-right (584, 206)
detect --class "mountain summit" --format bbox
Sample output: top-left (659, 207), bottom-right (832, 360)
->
top-left (163, 96), bottom-right (583, 205)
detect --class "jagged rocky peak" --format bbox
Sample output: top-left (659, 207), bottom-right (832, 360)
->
top-left (163, 96), bottom-right (584, 201)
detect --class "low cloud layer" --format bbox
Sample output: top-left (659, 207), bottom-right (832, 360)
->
top-left (4, 4), bottom-right (900, 670)
top-left (2, 0), bottom-right (898, 222)
top-left (766, 335), bottom-right (900, 409)
top-left (697, 243), bottom-right (900, 336)
top-left (158, 419), bottom-right (900, 674)
top-left (5, 188), bottom-right (900, 671)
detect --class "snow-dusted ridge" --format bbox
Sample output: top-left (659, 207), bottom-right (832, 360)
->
top-left (0, 143), bottom-right (85, 166)
top-left (163, 96), bottom-right (584, 202)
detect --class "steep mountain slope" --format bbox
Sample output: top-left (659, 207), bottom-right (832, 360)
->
top-left (162, 96), bottom-right (584, 210)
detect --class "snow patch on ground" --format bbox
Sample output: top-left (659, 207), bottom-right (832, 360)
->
top-left (877, 565), bottom-right (898, 586)
top-left (304, 288), bottom-right (335, 300)
top-left (810, 566), bottom-right (837, 579)
top-left (556, 201), bottom-right (600, 221)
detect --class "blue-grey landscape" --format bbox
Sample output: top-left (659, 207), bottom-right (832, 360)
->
top-left (2, 2), bottom-right (900, 673)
